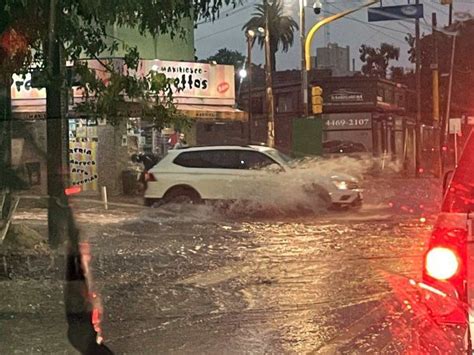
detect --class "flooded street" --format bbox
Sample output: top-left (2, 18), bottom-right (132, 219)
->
top-left (2, 178), bottom-right (467, 353)
top-left (91, 206), bottom-right (432, 354)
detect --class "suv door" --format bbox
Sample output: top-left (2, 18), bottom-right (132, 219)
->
top-left (173, 149), bottom-right (241, 200)
top-left (235, 150), bottom-right (283, 201)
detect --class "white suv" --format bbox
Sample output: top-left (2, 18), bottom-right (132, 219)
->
top-left (144, 145), bottom-right (363, 209)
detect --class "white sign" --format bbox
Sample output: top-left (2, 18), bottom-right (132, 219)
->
top-left (467, 116), bottom-right (474, 125)
top-left (449, 118), bottom-right (462, 134)
top-left (137, 60), bottom-right (235, 100)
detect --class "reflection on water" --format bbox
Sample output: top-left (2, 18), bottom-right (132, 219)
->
top-left (3, 176), bottom-right (458, 353)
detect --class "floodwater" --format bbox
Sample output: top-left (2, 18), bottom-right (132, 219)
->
top-left (1, 177), bottom-right (467, 353)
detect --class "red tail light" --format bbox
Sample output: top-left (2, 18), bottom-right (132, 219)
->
top-left (424, 228), bottom-right (467, 281)
top-left (425, 247), bottom-right (460, 280)
top-left (145, 172), bottom-right (157, 182)
top-left (422, 228), bottom-right (467, 322)
top-left (65, 186), bottom-right (81, 195)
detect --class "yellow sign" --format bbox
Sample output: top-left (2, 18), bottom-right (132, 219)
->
top-left (69, 140), bottom-right (98, 191)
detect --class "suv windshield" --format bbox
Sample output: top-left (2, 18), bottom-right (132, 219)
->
top-left (265, 149), bottom-right (292, 165)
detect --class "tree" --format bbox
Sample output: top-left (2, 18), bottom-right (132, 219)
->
top-left (359, 43), bottom-right (400, 78)
top-left (2, 0), bottom-right (240, 127)
top-left (405, 19), bottom-right (474, 124)
top-left (242, 0), bottom-right (298, 71)
top-left (205, 48), bottom-right (246, 69)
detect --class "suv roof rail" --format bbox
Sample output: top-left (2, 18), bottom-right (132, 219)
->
top-left (173, 144), bottom-right (264, 149)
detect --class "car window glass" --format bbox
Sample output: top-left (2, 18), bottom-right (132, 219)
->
top-left (239, 151), bottom-right (278, 170)
top-left (173, 150), bottom-right (240, 169)
top-left (206, 150), bottom-right (241, 169)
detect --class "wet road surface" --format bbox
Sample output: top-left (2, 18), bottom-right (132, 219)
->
top-left (1, 178), bottom-right (467, 353)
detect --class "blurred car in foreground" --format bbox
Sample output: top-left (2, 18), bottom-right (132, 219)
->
top-left (420, 131), bottom-right (474, 352)
top-left (143, 145), bottom-right (362, 210)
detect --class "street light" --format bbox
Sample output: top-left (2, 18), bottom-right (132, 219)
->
top-left (238, 68), bottom-right (248, 79)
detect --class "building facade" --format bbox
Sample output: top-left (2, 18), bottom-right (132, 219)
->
top-left (314, 43), bottom-right (352, 77)
top-left (239, 70), bottom-right (415, 170)
top-left (10, 19), bottom-right (247, 196)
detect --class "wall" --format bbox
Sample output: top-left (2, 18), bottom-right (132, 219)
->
top-left (11, 120), bottom-right (47, 195)
top-left (195, 122), bottom-right (247, 146)
top-left (106, 18), bottom-right (195, 61)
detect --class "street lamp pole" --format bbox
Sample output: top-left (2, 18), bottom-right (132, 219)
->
top-left (299, 0), bottom-right (308, 117)
top-left (264, 0), bottom-right (275, 147)
top-left (304, 1), bottom-right (379, 123)
top-left (247, 34), bottom-right (253, 143)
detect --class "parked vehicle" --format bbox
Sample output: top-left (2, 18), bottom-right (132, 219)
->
top-left (143, 145), bottom-right (363, 209)
top-left (420, 131), bottom-right (474, 352)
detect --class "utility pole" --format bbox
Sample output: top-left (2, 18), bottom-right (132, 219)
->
top-left (432, 12), bottom-right (441, 177)
top-left (444, 34), bottom-right (456, 164)
top-left (449, 2), bottom-right (453, 26)
top-left (264, 0), bottom-right (275, 147)
top-left (299, 0), bottom-right (308, 117)
top-left (415, 0), bottom-right (422, 177)
top-left (0, 74), bottom-right (11, 177)
top-left (247, 34), bottom-right (253, 143)
top-left (47, 0), bottom-right (67, 248)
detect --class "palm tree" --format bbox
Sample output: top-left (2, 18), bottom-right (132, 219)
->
top-left (242, 0), bottom-right (299, 71)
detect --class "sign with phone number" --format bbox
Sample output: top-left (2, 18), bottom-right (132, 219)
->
top-left (325, 117), bottom-right (371, 130)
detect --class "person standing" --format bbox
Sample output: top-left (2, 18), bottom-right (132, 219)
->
top-left (173, 133), bottom-right (188, 149)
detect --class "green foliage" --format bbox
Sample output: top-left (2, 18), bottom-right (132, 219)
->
top-left (1, 0), bottom-right (238, 128)
top-left (205, 48), bottom-right (246, 69)
top-left (405, 19), bottom-right (474, 120)
top-left (359, 43), bottom-right (400, 78)
top-left (242, 0), bottom-right (298, 70)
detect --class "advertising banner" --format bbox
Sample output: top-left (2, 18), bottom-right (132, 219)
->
top-left (69, 140), bottom-right (98, 191)
top-left (137, 60), bottom-right (235, 100)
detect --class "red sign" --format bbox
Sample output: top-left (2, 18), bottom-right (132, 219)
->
top-left (217, 82), bottom-right (230, 94)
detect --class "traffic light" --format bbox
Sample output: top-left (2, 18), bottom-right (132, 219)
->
top-left (311, 86), bottom-right (323, 114)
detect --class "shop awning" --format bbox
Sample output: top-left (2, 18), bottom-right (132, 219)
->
top-left (11, 102), bottom-right (248, 122)
top-left (177, 104), bottom-right (248, 122)
top-left (11, 105), bottom-right (46, 120)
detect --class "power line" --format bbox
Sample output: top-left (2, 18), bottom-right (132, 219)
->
top-left (321, 7), bottom-right (409, 45)
top-left (195, 23), bottom-right (244, 41)
top-left (423, 1), bottom-right (449, 16)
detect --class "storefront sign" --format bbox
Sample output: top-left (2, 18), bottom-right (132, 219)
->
top-left (11, 73), bottom-right (46, 101)
top-left (137, 60), bottom-right (235, 100)
top-left (324, 113), bottom-right (372, 131)
top-left (330, 89), bottom-right (364, 103)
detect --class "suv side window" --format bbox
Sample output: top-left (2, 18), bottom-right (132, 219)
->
top-left (173, 150), bottom-right (240, 169)
top-left (239, 151), bottom-right (278, 170)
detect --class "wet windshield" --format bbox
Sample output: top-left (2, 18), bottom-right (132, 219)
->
top-left (265, 148), bottom-right (293, 165)
top-left (2, 1), bottom-right (474, 354)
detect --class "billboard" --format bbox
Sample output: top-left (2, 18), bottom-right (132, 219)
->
top-left (137, 60), bottom-right (235, 100)
top-left (11, 59), bottom-right (236, 117)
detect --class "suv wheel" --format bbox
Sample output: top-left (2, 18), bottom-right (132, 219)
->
top-left (163, 187), bottom-right (201, 205)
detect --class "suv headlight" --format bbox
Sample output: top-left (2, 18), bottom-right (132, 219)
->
top-left (332, 180), bottom-right (348, 190)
